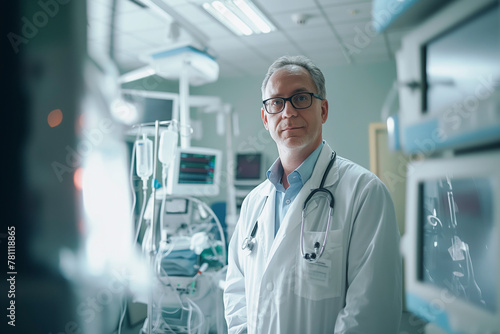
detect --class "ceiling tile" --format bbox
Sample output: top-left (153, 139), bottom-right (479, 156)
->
top-left (340, 32), bottom-right (386, 49)
top-left (175, 3), bottom-right (213, 25)
top-left (350, 44), bottom-right (390, 62)
top-left (116, 8), bottom-right (169, 33)
top-left (208, 36), bottom-right (246, 51)
top-left (272, 9), bottom-right (328, 31)
top-left (262, 44), bottom-right (303, 60)
top-left (285, 25), bottom-right (337, 42)
top-left (87, 0), bottom-right (398, 79)
top-left (312, 52), bottom-right (350, 68)
top-left (322, 2), bottom-right (373, 24)
top-left (243, 31), bottom-right (290, 47)
top-left (195, 22), bottom-right (234, 40)
top-left (116, 0), bottom-right (145, 13)
top-left (163, 0), bottom-right (195, 5)
top-left (116, 32), bottom-right (158, 52)
top-left (129, 27), bottom-right (196, 50)
top-left (254, 0), bottom-right (318, 14)
top-left (334, 19), bottom-right (377, 37)
top-left (317, 0), bottom-right (372, 6)
top-left (300, 39), bottom-right (343, 54)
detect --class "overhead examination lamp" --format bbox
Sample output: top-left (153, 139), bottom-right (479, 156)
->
top-left (119, 44), bottom-right (219, 86)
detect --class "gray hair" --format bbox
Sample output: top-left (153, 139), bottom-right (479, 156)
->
top-left (261, 55), bottom-right (326, 99)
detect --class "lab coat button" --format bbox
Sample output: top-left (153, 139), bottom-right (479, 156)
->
top-left (285, 199), bottom-right (290, 204)
top-left (266, 283), bottom-right (273, 291)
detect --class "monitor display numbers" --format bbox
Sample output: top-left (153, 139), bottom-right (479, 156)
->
top-left (178, 153), bottom-right (216, 185)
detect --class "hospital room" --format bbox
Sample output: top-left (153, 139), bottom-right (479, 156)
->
top-left (2, 0), bottom-right (500, 333)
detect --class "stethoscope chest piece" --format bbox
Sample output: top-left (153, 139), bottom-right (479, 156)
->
top-left (242, 196), bottom-right (267, 256)
top-left (241, 236), bottom-right (256, 256)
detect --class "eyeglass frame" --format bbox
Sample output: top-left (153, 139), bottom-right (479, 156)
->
top-left (262, 92), bottom-right (324, 114)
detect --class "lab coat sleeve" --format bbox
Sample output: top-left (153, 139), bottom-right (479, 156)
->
top-left (224, 200), bottom-right (249, 334)
top-left (334, 177), bottom-right (402, 334)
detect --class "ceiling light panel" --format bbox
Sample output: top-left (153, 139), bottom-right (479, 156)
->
top-left (202, 0), bottom-right (276, 36)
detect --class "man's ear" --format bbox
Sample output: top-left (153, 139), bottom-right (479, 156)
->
top-left (261, 107), bottom-right (269, 130)
top-left (321, 99), bottom-right (329, 124)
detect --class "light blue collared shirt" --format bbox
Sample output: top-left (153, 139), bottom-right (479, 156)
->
top-left (266, 141), bottom-right (324, 236)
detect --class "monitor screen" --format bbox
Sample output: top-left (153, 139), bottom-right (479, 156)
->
top-left (178, 152), bottom-right (216, 185)
top-left (424, 3), bottom-right (500, 114)
top-left (141, 97), bottom-right (173, 123)
top-left (166, 147), bottom-right (221, 197)
top-left (403, 150), bottom-right (500, 333)
top-left (420, 177), bottom-right (496, 312)
top-left (234, 153), bottom-right (264, 186)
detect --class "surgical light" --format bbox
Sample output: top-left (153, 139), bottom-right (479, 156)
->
top-left (202, 0), bottom-right (276, 36)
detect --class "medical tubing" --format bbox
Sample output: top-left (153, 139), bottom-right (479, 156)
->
top-left (160, 174), bottom-right (167, 242)
top-left (148, 119), bottom-right (159, 334)
top-left (215, 283), bottom-right (224, 334)
top-left (158, 319), bottom-right (176, 334)
top-left (189, 196), bottom-right (227, 264)
top-left (134, 189), bottom-right (148, 244)
top-left (316, 207), bottom-right (333, 258)
top-left (320, 151), bottom-right (336, 189)
top-left (154, 241), bottom-right (191, 312)
top-left (129, 127), bottom-right (141, 227)
top-left (187, 302), bottom-right (193, 334)
top-left (117, 298), bottom-right (127, 334)
top-left (150, 120), bottom-right (160, 255)
top-left (185, 297), bottom-right (205, 334)
top-left (300, 210), bottom-right (307, 259)
top-left (161, 195), bottom-right (227, 264)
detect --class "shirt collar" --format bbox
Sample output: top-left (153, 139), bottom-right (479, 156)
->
top-left (267, 141), bottom-right (324, 190)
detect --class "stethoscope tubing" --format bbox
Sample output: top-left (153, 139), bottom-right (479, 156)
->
top-left (243, 151), bottom-right (337, 262)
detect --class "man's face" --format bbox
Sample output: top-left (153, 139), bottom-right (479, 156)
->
top-left (261, 66), bottom-right (328, 155)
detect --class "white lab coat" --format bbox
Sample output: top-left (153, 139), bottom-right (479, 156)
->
top-left (224, 143), bottom-right (402, 334)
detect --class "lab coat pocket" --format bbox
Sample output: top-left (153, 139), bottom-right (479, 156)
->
top-left (294, 229), bottom-right (343, 300)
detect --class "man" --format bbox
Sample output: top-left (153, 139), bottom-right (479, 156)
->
top-left (224, 55), bottom-right (402, 333)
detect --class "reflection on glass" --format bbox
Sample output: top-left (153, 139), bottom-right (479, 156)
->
top-left (425, 4), bottom-right (500, 114)
top-left (421, 177), bottom-right (496, 311)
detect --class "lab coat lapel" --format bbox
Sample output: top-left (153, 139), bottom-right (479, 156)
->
top-left (265, 143), bottom-right (339, 266)
top-left (257, 183), bottom-right (276, 263)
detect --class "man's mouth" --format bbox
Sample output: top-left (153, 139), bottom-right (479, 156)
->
top-left (283, 125), bottom-right (303, 131)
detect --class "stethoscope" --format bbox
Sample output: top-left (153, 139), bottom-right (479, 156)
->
top-left (241, 151), bottom-right (337, 263)
top-left (241, 196), bottom-right (267, 256)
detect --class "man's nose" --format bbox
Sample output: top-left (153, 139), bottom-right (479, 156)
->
top-left (281, 100), bottom-right (298, 118)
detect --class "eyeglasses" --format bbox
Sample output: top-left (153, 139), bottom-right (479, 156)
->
top-left (263, 92), bottom-right (324, 114)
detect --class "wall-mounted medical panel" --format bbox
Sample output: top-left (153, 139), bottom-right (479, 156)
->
top-left (395, 0), bottom-right (500, 155)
